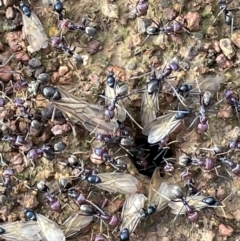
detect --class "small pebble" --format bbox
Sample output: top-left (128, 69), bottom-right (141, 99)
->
top-left (0, 66), bottom-right (13, 82)
top-left (51, 123), bottom-right (71, 135)
top-left (28, 58), bottom-right (42, 69)
top-left (128, 62), bottom-right (137, 70)
top-left (0, 42), bottom-right (4, 52)
top-left (218, 105), bottom-right (233, 118)
top-left (162, 8), bottom-right (177, 21)
top-left (218, 224), bottom-right (233, 237)
top-left (15, 51), bottom-right (30, 63)
top-left (51, 71), bottom-right (60, 84)
top-left (3, 0), bottom-right (14, 6)
top-left (161, 0), bottom-right (171, 8)
top-left (5, 31), bottom-right (23, 52)
top-left (101, 0), bottom-right (119, 18)
top-left (215, 54), bottom-right (233, 69)
top-left (87, 40), bottom-right (102, 55)
top-left (58, 66), bottom-right (69, 76)
top-left (10, 153), bottom-right (23, 165)
top-left (206, 26), bottom-right (218, 39)
top-left (34, 66), bottom-right (45, 79)
top-left (5, 6), bottom-right (15, 20)
top-left (219, 38), bottom-right (235, 59)
top-left (183, 12), bottom-right (201, 31)
top-left (232, 209), bottom-right (240, 221)
top-left (231, 31), bottom-right (240, 49)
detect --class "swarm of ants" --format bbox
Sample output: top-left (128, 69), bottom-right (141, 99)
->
top-left (0, 0), bottom-right (239, 240)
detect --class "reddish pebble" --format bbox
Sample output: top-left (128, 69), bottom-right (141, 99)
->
top-left (5, 32), bottom-right (23, 52)
top-left (218, 105), bottom-right (233, 118)
top-left (58, 66), bottom-right (69, 76)
top-left (218, 224), bottom-right (233, 237)
top-left (231, 32), bottom-right (240, 49)
top-left (10, 153), bottom-right (23, 165)
top-left (15, 51), bottom-right (30, 63)
top-left (0, 42), bottom-right (5, 52)
top-left (51, 124), bottom-right (71, 135)
top-left (0, 66), bottom-right (13, 82)
top-left (215, 54), bottom-right (233, 69)
top-left (183, 12), bottom-right (201, 31)
top-left (51, 72), bottom-right (60, 84)
top-left (87, 40), bottom-right (102, 55)
top-left (5, 6), bottom-right (16, 20)
top-left (162, 8), bottom-right (177, 21)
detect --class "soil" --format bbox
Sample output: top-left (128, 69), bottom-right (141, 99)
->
top-left (1, 0), bottom-right (240, 240)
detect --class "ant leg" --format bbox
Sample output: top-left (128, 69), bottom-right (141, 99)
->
top-left (212, 8), bottom-right (225, 24)
top-left (0, 54), bottom-right (14, 68)
top-left (150, 18), bottom-right (160, 27)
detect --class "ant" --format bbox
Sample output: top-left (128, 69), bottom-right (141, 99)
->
top-left (213, 0), bottom-right (240, 34)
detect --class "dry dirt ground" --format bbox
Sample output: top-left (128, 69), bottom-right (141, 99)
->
top-left (1, 0), bottom-right (240, 240)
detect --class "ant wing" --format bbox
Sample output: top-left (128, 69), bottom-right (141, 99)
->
top-left (191, 73), bottom-right (225, 95)
top-left (168, 200), bottom-right (186, 215)
top-left (186, 195), bottom-right (209, 210)
top-left (82, 118), bottom-right (119, 135)
top-left (187, 195), bottom-right (221, 210)
top-left (95, 173), bottom-right (141, 194)
top-left (168, 195), bottom-right (218, 215)
top-left (105, 84), bottom-right (128, 122)
top-left (42, 0), bottom-right (63, 5)
top-left (22, 11), bottom-right (48, 52)
top-left (61, 212), bottom-right (93, 238)
top-left (142, 113), bottom-right (174, 135)
top-left (114, 103), bottom-right (126, 122)
top-left (36, 213), bottom-right (65, 241)
top-left (117, 85), bottom-right (128, 97)
top-left (0, 221), bottom-right (42, 241)
top-left (148, 167), bottom-right (179, 212)
top-left (143, 113), bottom-right (181, 144)
top-left (50, 88), bottom-right (119, 135)
top-left (141, 88), bottom-right (159, 126)
top-left (120, 194), bottom-right (145, 234)
top-left (54, 87), bottom-right (87, 102)
top-left (105, 83), bottom-right (118, 106)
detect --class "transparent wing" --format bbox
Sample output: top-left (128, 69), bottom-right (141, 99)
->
top-left (42, 0), bottom-right (63, 5)
top-left (105, 84), bottom-right (118, 106)
top-left (36, 213), bottom-right (65, 241)
top-left (147, 119), bottom-right (181, 144)
top-left (50, 87), bottom-right (119, 135)
top-left (114, 103), bottom-right (126, 122)
top-left (61, 212), bottom-right (93, 238)
top-left (142, 112), bottom-right (181, 144)
top-left (0, 221), bottom-right (42, 241)
top-left (168, 200), bottom-right (185, 215)
top-left (120, 194), bottom-right (145, 234)
top-left (105, 84), bottom-right (127, 122)
top-left (22, 12), bottom-right (48, 52)
top-left (168, 195), bottom-right (215, 215)
top-left (149, 167), bottom-right (180, 212)
top-left (191, 73), bottom-right (225, 95)
top-left (142, 113), bottom-right (174, 135)
top-left (95, 173), bottom-right (140, 194)
top-left (140, 88), bottom-right (159, 126)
